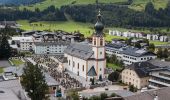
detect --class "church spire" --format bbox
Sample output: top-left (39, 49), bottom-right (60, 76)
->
top-left (94, 9), bottom-right (104, 36)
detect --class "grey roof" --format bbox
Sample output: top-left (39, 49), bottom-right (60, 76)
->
top-left (55, 56), bottom-right (68, 63)
top-left (87, 66), bottom-right (97, 76)
top-left (64, 43), bottom-right (94, 60)
top-left (148, 59), bottom-right (170, 67)
top-left (0, 88), bottom-right (19, 100)
top-left (124, 87), bottom-right (170, 100)
top-left (120, 47), bottom-right (156, 57)
top-left (125, 62), bottom-right (158, 78)
top-left (106, 43), bottom-right (127, 49)
top-left (45, 73), bottom-right (59, 86)
top-left (34, 41), bottom-right (69, 46)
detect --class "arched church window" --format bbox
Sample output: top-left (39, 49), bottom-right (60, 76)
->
top-left (83, 65), bottom-right (84, 71)
top-left (100, 38), bottom-right (103, 46)
top-left (73, 61), bottom-right (75, 67)
top-left (94, 39), bottom-right (96, 45)
top-left (78, 63), bottom-right (79, 69)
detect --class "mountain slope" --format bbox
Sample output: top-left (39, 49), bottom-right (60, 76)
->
top-left (19, 0), bottom-right (169, 11)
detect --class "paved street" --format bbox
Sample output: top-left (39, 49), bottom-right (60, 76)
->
top-left (0, 60), bottom-right (11, 67)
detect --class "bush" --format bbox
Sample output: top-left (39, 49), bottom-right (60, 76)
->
top-left (108, 71), bottom-right (120, 82)
top-left (100, 93), bottom-right (108, 100)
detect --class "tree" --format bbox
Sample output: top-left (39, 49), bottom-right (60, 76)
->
top-left (134, 42), bottom-right (141, 49)
top-left (145, 2), bottom-right (155, 15)
top-left (67, 90), bottom-right (79, 100)
top-left (108, 71), bottom-right (120, 82)
top-left (163, 48), bottom-right (169, 58)
top-left (129, 85), bottom-right (137, 92)
top-left (143, 38), bottom-right (149, 46)
top-left (148, 43), bottom-right (155, 52)
top-left (100, 93), bottom-right (108, 100)
top-left (125, 38), bottom-right (133, 45)
top-left (0, 35), bottom-right (11, 59)
top-left (157, 48), bottom-right (163, 58)
top-left (21, 62), bottom-right (49, 100)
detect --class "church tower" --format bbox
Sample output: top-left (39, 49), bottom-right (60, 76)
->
top-left (92, 10), bottom-right (106, 79)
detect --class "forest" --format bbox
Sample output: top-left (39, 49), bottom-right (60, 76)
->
top-left (0, 1), bottom-right (170, 28)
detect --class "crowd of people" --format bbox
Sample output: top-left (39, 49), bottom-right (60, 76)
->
top-left (30, 55), bottom-right (83, 89)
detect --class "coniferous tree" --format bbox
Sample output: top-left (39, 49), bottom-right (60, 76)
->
top-left (21, 62), bottom-right (49, 100)
top-left (148, 43), bottom-right (155, 52)
top-left (163, 48), bottom-right (169, 58)
top-left (157, 48), bottom-right (163, 58)
top-left (0, 35), bottom-right (11, 59)
top-left (134, 42), bottom-right (141, 49)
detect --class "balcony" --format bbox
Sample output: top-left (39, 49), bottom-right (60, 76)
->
top-left (149, 79), bottom-right (170, 87)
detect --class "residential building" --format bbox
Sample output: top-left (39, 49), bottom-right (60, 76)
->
top-left (0, 21), bottom-right (20, 29)
top-left (34, 42), bottom-right (69, 55)
top-left (106, 44), bottom-right (156, 65)
top-left (64, 11), bottom-right (107, 81)
top-left (149, 69), bottom-right (170, 89)
top-left (121, 62), bottom-right (158, 89)
top-left (11, 36), bottom-right (34, 51)
top-left (148, 59), bottom-right (170, 89)
top-left (120, 47), bottom-right (156, 65)
top-left (105, 43), bottom-right (127, 59)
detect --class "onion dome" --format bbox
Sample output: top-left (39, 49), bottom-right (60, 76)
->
top-left (94, 10), bottom-right (104, 36)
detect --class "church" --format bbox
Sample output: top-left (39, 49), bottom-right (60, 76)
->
top-left (64, 11), bottom-right (107, 81)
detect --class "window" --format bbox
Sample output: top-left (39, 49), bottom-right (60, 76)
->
top-left (69, 60), bottom-right (70, 65)
top-left (100, 52), bottom-right (102, 55)
top-left (73, 61), bottom-right (75, 67)
top-left (94, 39), bottom-right (96, 45)
top-left (100, 68), bottom-right (102, 71)
top-left (53, 87), bottom-right (56, 90)
top-left (100, 39), bottom-right (103, 46)
top-left (83, 65), bottom-right (84, 71)
top-left (141, 58), bottom-right (143, 60)
top-left (78, 63), bottom-right (79, 69)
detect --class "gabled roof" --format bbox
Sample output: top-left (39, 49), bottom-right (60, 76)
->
top-left (125, 62), bottom-right (158, 78)
top-left (87, 66), bottom-right (97, 76)
top-left (64, 43), bottom-right (93, 60)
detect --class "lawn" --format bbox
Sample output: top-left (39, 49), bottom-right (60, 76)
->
top-left (19, 0), bottom-right (127, 11)
top-left (150, 41), bottom-right (169, 45)
top-left (0, 67), bottom-right (4, 73)
top-left (18, 20), bottom-right (170, 44)
top-left (129, 0), bottom-right (169, 11)
top-left (107, 63), bottom-right (121, 70)
top-left (18, 20), bottom-right (94, 37)
top-left (10, 59), bottom-right (24, 66)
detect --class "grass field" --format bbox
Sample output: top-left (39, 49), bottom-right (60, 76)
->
top-left (0, 67), bottom-right (4, 73)
top-left (130, 0), bottom-right (169, 11)
top-left (19, 0), bottom-right (169, 11)
top-left (20, 0), bottom-right (127, 11)
top-left (18, 20), bottom-right (94, 37)
top-left (10, 59), bottom-right (24, 66)
top-left (107, 63), bottom-right (121, 70)
top-left (17, 20), bottom-right (170, 45)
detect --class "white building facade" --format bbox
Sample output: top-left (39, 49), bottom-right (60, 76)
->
top-left (64, 12), bottom-right (106, 81)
